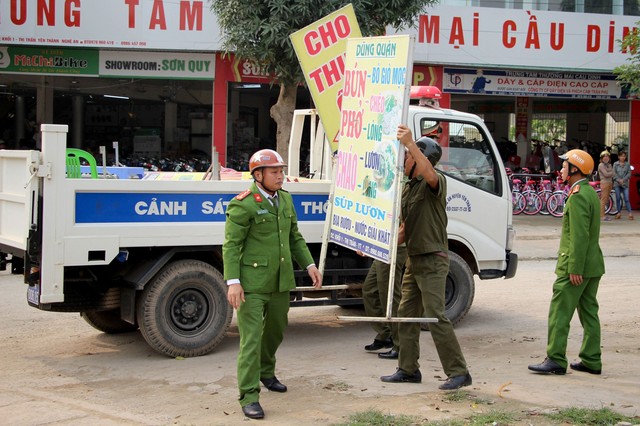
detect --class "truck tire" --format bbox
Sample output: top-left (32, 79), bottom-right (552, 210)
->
top-left (81, 309), bottom-right (139, 334)
top-left (136, 260), bottom-right (232, 358)
top-left (421, 251), bottom-right (475, 330)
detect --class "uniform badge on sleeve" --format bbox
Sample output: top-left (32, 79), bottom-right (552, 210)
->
top-left (236, 189), bottom-right (251, 200)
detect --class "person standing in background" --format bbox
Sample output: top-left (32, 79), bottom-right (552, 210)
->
top-left (598, 151), bottom-right (614, 221)
top-left (613, 150), bottom-right (633, 220)
top-left (528, 149), bottom-right (605, 376)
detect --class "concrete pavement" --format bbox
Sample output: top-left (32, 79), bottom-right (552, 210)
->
top-left (512, 210), bottom-right (640, 260)
top-left (513, 210), bottom-right (640, 239)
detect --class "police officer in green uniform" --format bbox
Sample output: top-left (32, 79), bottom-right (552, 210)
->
top-left (223, 149), bottom-right (322, 419)
top-left (529, 149), bottom-right (605, 375)
top-left (381, 125), bottom-right (472, 390)
top-left (361, 245), bottom-right (408, 359)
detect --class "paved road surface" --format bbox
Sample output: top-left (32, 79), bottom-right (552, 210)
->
top-left (1, 215), bottom-right (639, 425)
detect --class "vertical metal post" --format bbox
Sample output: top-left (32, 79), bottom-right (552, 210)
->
top-left (39, 124), bottom-right (69, 303)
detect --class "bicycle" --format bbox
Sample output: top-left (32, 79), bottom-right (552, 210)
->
top-left (546, 180), bottom-right (569, 218)
top-left (510, 175), bottom-right (526, 215)
top-left (521, 178), bottom-right (544, 215)
top-left (547, 179), bottom-right (616, 218)
top-left (510, 172), bottom-right (545, 215)
top-left (534, 174), bottom-right (558, 216)
top-left (514, 169), bottom-right (544, 215)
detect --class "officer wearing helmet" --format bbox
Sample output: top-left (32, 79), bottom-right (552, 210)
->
top-left (380, 125), bottom-right (472, 390)
top-left (223, 149), bottom-right (322, 419)
top-left (529, 149), bottom-right (605, 376)
top-left (597, 150), bottom-right (614, 220)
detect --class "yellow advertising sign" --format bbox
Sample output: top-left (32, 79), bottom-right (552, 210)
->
top-left (329, 35), bottom-right (414, 263)
top-left (290, 4), bottom-right (361, 154)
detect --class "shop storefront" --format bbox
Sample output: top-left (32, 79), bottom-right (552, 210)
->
top-left (394, 5), bottom-right (640, 207)
top-left (1, 1), bottom-right (639, 206)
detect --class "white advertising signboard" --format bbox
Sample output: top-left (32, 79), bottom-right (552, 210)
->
top-left (391, 5), bottom-right (638, 72)
top-left (329, 35), bottom-right (413, 264)
top-left (443, 67), bottom-right (623, 99)
top-left (0, 0), bottom-right (223, 51)
top-left (100, 51), bottom-right (214, 79)
top-left (1, 3), bottom-right (636, 73)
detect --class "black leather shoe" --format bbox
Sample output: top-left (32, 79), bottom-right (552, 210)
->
top-left (380, 368), bottom-right (422, 383)
top-left (528, 357), bottom-right (566, 375)
top-left (439, 372), bottom-right (472, 390)
top-left (242, 402), bottom-right (264, 419)
top-left (570, 362), bottom-right (601, 375)
top-left (365, 338), bottom-right (393, 351)
top-left (378, 349), bottom-right (399, 359)
top-left (260, 377), bottom-right (287, 392)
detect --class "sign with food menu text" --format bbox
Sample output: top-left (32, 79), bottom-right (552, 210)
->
top-left (290, 4), bottom-right (362, 154)
top-left (328, 35), bottom-right (413, 263)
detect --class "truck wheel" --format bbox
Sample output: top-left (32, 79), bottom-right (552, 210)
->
top-left (136, 260), bottom-right (232, 358)
top-left (421, 251), bottom-right (475, 330)
top-left (81, 309), bottom-right (138, 333)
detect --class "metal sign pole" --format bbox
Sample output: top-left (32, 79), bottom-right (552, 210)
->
top-left (318, 136), bottom-right (337, 277)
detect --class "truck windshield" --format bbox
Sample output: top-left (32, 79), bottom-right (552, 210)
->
top-left (419, 118), bottom-right (500, 196)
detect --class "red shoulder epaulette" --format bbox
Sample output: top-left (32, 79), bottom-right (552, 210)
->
top-left (236, 189), bottom-right (251, 200)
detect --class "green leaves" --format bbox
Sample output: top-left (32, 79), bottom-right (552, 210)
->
top-left (614, 24), bottom-right (640, 97)
top-left (209, 0), bottom-right (438, 86)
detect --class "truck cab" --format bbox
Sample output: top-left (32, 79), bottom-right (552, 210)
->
top-left (290, 98), bottom-right (517, 324)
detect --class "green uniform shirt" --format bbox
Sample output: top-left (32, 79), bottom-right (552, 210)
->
top-left (223, 182), bottom-right (314, 293)
top-left (401, 173), bottom-right (448, 256)
top-left (555, 179), bottom-right (605, 278)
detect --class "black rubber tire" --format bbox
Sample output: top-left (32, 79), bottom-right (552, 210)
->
top-left (421, 251), bottom-right (475, 331)
top-left (81, 309), bottom-right (139, 334)
top-left (136, 260), bottom-right (232, 358)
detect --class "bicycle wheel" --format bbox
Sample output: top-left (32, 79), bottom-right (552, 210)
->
top-left (522, 190), bottom-right (543, 215)
top-left (604, 193), bottom-right (613, 214)
top-left (607, 193), bottom-right (619, 215)
top-left (512, 191), bottom-right (525, 215)
top-left (538, 189), bottom-right (553, 215)
top-left (546, 191), bottom-right (566, 217)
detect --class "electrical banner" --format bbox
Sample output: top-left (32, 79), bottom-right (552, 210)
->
top-left (329, 35), bottom-right (413, 263)
top-left (443, 67), bottom-right (623, 99)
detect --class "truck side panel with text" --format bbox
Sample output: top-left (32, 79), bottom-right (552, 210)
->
top-left (0, 105), bottom-right (516, 357)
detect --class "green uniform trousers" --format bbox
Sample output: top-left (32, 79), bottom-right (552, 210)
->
top-left (362, 246), bottom-right (407, 350)
top-left (397, 253), bottom-right (468, 377)
top-left (236, 291), bottom-right (289, 407)
top-left (547, 275), bottom-right (602, 370)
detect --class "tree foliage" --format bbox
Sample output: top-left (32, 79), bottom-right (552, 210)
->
top-left (531, 118), bottom-right (566, 142)
top-left (209, 0), bottom-right (438, 160)
top-left (211, 0), bottom-right (437, 86)
top-left (614, 25), bottom-right (640, 98)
